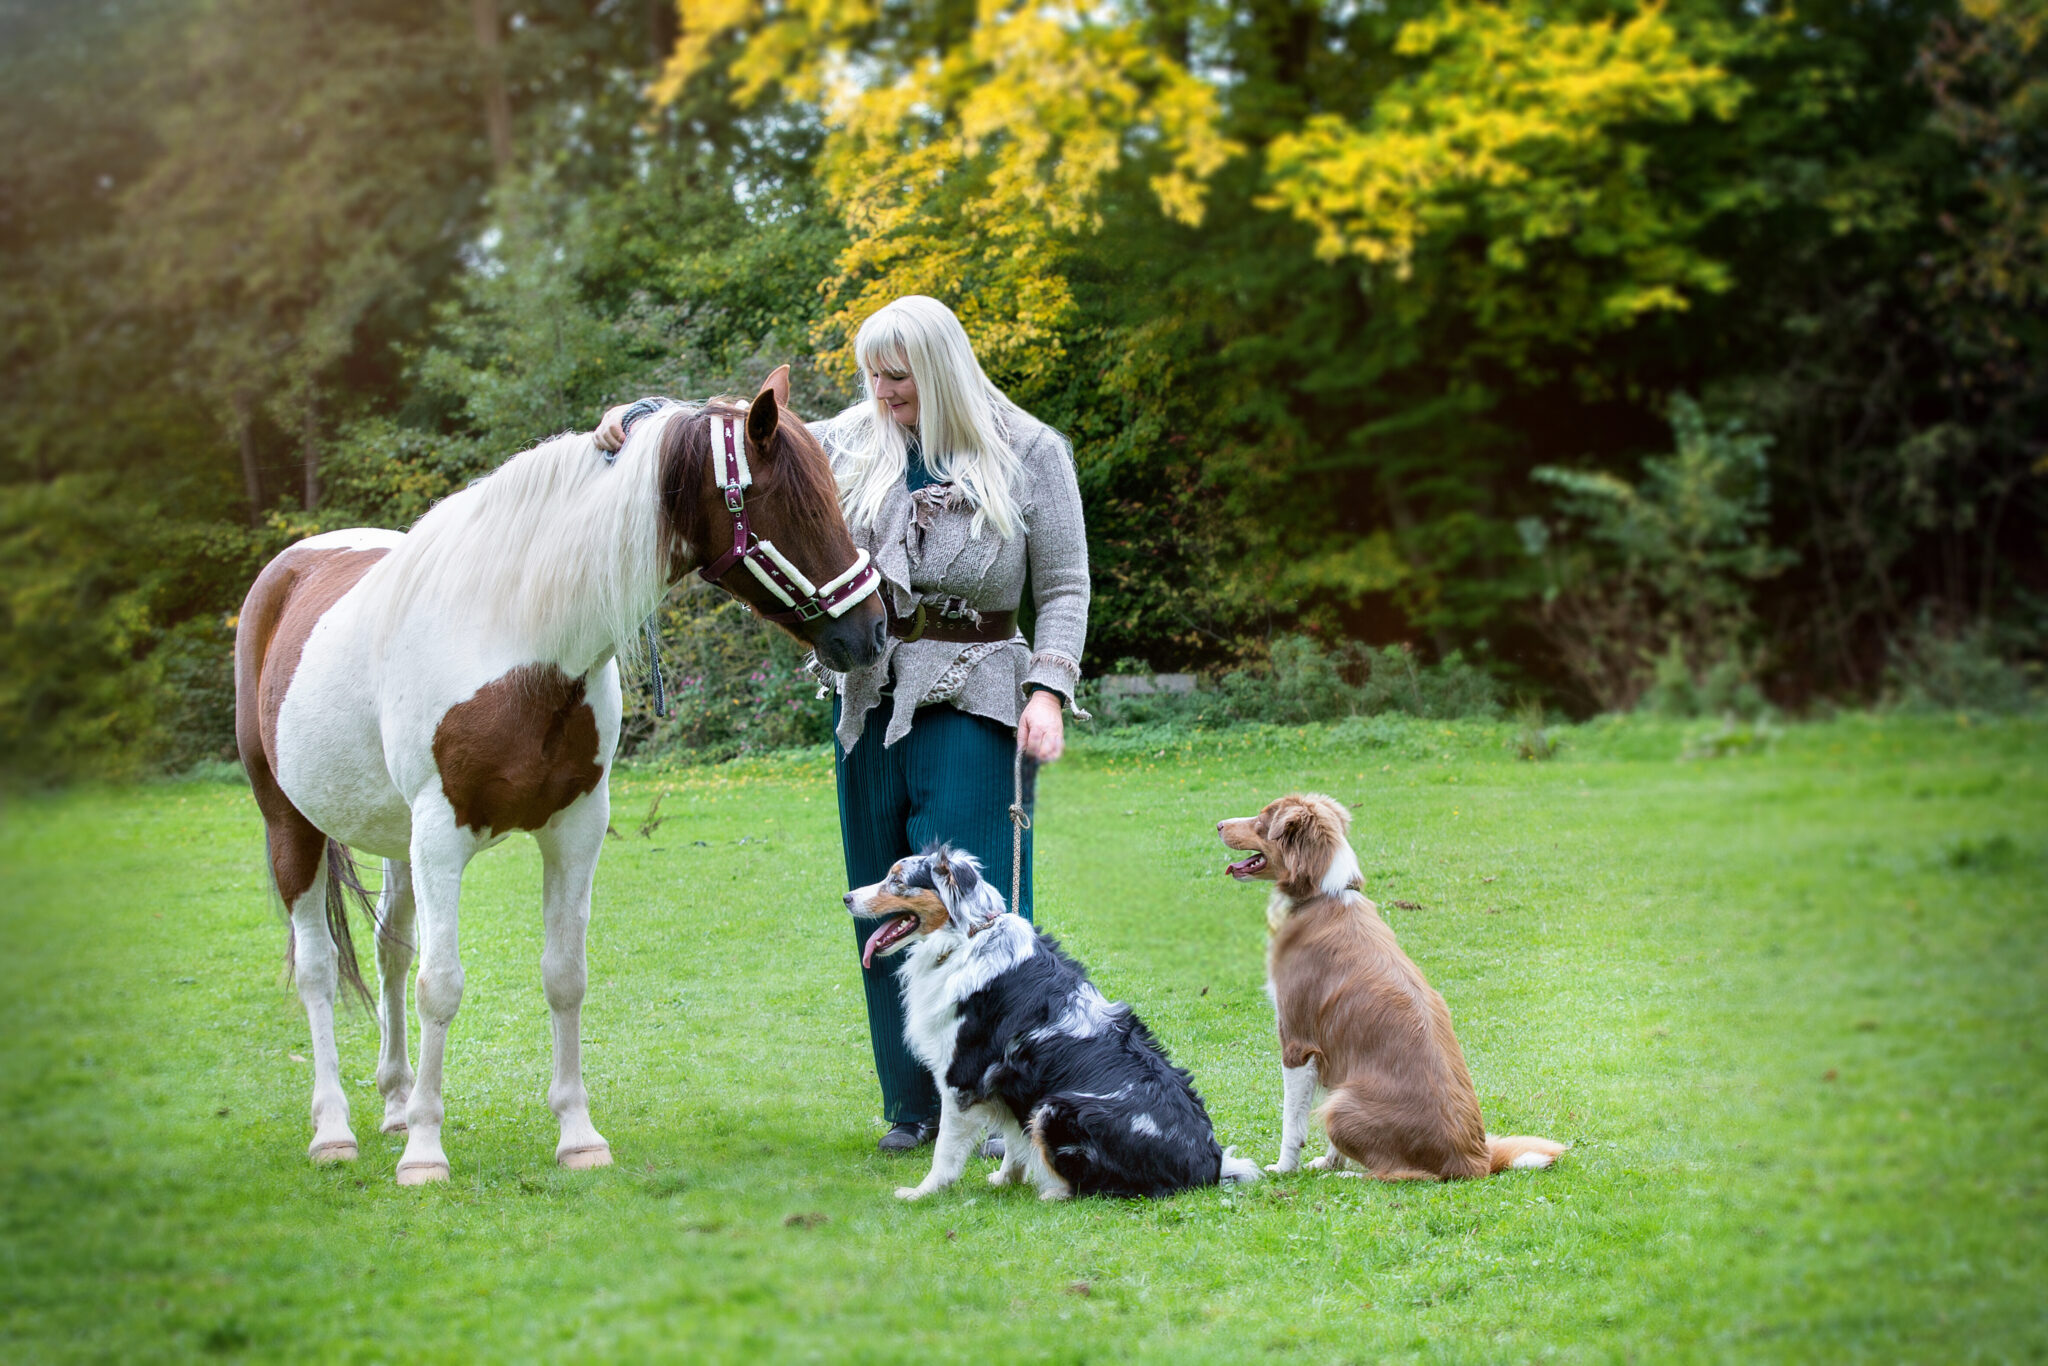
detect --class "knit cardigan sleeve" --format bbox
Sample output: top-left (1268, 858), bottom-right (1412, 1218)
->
top-left (1020, 426), bottom-right (1091, 707)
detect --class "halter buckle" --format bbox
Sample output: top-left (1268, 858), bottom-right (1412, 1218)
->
top-left (794, 599), bottom-right (826, 623)
top-left (724, 485), bottom-right (745, 513)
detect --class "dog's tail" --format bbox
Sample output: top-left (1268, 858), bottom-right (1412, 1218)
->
top-left (1217, 1146), bottom-right (1261, 1185)
top-left (1485, 1133), bottom-right (1566, 1173)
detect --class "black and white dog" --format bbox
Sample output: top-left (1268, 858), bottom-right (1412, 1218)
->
top-left (846, 844), bottom-right (1259, 1200)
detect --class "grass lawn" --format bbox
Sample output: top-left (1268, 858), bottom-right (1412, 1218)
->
top-left (2, 713), bottom-right (2044, 1362)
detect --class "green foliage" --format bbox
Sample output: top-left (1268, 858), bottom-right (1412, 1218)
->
top-left (1885, 613), bottom-right (2047, 714)
top-left (628, 593), bottom-right (834, 764)
top-left (5, 0), bottom-right (2047, 774)
top-left (1513, 697), bottom-right (1559, 761)
top-left (1078, 633), bottom-right (1501, 733)
top-left (1522, 395), bottom-right (1793, 712)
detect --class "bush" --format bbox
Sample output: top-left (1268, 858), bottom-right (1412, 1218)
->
top-left (1077, 634), bottom-right (1502, 733)
top-left (1522, 394), bottom-right (1793, 713)
top-left (1885, 615), bottom-right (2043, 715)
top-left (626, 589), bottom-right (834, 764)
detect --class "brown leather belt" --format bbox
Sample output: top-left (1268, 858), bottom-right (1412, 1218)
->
top-left (887, 602), bottom-right (1017, 644)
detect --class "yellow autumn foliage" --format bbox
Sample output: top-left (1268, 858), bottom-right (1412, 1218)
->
top-left (656, 0), bottom-right (1236, 381)
top-left (1262, 2), bottom-right (1744, 327)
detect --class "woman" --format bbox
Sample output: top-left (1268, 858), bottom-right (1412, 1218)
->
top-left (595, 296), bottom-right (1088, 1152)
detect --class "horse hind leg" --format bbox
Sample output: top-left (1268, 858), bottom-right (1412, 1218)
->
top-left (373, 858), bottom-right (417, 1134)
top-left (272, 823), bottom-right (362, 1163)
top-left (535, 793), bottom-right (612, 1170)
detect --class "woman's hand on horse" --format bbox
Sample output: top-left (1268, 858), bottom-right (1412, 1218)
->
top-left (593, 404), bottom-right (633, 453)
top-left (1019, 689), bottom-right (1065, 764)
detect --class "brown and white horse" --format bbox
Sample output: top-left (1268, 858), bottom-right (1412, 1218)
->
top-left (234, 369), bottom-right (884, 1184)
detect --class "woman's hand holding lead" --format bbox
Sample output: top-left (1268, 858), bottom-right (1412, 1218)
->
top-left (1018, 689), bottom-right (1066, 763)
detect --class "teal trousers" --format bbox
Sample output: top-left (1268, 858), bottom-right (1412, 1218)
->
top-left (834, 699), bottom-right (1035, 1124)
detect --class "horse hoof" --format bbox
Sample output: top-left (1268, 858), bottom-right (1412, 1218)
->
top-left (310, 1141), bottom-right (358, 1164)
top-left (557, 1145), bottom-right (612, 1170)
top-left (396, 1161), bottom-right (449, 1186)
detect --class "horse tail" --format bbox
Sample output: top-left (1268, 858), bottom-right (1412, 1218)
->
top-left (322, 838), bottom-right (377, 1009)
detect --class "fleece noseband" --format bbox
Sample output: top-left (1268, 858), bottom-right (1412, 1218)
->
top-left (695, 414), bottom-right (881, 626)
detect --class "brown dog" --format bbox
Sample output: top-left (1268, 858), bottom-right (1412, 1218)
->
top-left (1218, 794), bottom-right (1564, 1180)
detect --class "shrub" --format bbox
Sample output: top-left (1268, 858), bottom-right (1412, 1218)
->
top-left (1885, 615), bottom-right (2043, 715)
top-left (1076, 634), bottom-right (1502, 733)
top-left (626, 590), bottom-right (833, 764)
top-left (1522, 394), bottom-right (1794, 713)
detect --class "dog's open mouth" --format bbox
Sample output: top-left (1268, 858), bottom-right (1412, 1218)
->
top-left (1225, 853), bottom-right (1267, 880)
top-left (861, 913), bottom-right (920, 968)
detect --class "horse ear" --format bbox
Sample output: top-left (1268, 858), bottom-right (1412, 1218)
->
top-left (746, 385), bottom-right (780, 454)
top-left (759, 365), bottom-right (791, 408)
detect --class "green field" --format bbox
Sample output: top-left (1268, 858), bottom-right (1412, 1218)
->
top-left (3, 715), bottom-right (2044, 1362)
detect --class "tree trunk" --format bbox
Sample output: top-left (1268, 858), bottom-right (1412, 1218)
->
top-left (233, 392), bottom-right (263, 529)
top-left (301, 387), bottom-right (320, 512)
top-left (648, 0), bottom-right (676, 68)
top-left (471, 0), bottom-right (512, 170)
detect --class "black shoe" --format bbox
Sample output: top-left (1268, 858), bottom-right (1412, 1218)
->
top-left (979, 1134), bottom-right (1005, 1160)
top-left (878, 1120), bottom-right (938, 1152)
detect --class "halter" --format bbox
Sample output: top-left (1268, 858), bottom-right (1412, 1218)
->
top-left (625, 404), bottom-right (881, 627)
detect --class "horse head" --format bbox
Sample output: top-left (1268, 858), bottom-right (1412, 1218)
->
top-left (658, 367), bottom-right (887, 672)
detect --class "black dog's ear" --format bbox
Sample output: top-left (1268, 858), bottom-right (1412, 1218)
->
top-left (947, 856), bottom-right (980, 897)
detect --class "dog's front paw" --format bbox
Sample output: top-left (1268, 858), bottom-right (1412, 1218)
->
top-left (1265, 1158), bottom-right (1300, 1175)
top-left (1308, 1152), bottom-right (1346, 1171)
top-left (988, 1165), bottom-right (1021, 1187)
top-left (894, 1185), bottom-right (930, 1201)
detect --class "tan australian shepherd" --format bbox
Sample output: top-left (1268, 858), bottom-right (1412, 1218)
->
top-left (1217, 794), bottom-right (1564, 1180)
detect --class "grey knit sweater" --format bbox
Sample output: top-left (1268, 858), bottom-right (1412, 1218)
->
top-left (811, 410), bottom-right (1091, 750)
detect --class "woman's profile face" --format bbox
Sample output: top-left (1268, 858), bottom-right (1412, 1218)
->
top-left (868, 356), bottom-right (919, 428)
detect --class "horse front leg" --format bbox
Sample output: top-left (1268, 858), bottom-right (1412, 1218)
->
top-left (373, 858), bottom-right (417, 1135)
top-left (534, 789), bottom-right (612, 1169)
top-left (396, 805), bottom-right (476, 1185)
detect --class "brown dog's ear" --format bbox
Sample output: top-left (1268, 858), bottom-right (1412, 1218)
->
top-left (746, 382), bottom-right (781, 454)
top-left (1270, 796), bottom-right (1339, 897)
top-left (1265, 799), bottom-right (1312, 845)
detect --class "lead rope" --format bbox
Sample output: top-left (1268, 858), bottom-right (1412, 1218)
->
top-left (643, 615), bottom-right (668, 719)
top-left (1009, 740), bottom-right (1031, 915)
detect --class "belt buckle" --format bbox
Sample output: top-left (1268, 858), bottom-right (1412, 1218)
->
top-left (900, 602), bottom-right (928, 643)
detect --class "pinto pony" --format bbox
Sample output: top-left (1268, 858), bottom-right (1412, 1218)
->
top-left (234, 369), bottom-right (883, 1184)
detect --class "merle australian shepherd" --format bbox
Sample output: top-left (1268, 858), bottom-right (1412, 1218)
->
top-left (846, 845), bottom-right (1260, 1201)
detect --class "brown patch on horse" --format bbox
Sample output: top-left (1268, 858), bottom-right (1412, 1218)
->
top-left (432, 665), bottom-right (604, 834)
top-left (234, 544), bottom-right (390, 904)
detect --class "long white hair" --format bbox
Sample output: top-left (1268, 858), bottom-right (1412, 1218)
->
top-left (822, 296), bottom-right (1025, 540)
top-left (356, 411), bottom-right (682, 671)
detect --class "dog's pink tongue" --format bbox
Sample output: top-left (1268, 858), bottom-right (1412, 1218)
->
top-left (861, 918), bottom-right (900, 970)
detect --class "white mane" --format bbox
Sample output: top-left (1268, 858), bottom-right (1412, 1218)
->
top-left (357, 406), bottom-right (693, 672)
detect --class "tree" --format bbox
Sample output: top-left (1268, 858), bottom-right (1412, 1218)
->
top-left (118, 0), bottom-right (485, 523)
